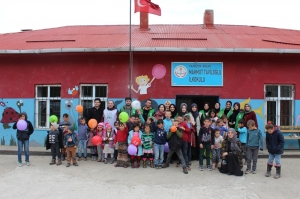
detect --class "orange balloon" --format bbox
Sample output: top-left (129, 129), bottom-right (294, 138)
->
top-left (76, 105), bottom-right (83, 113)
top-left (88, 119), bottom-right (97, 129)
top-left (170, 126), bottom-right (177, 133)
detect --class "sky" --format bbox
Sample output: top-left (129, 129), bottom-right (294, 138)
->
top-left (0, 0), bottom-right (299, 34)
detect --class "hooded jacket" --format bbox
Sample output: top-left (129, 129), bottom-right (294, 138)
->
top-left (266, 129), bottom-right (284, 154)
top-left (12, 112), bottom-right (34, 141)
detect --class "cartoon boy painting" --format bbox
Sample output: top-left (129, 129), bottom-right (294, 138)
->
top-left (130, 75), bottom-right (151, 101)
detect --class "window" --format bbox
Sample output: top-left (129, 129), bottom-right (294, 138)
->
top-left (265, 85), bottom-right (294, 126)
top-left (80, 84), bottom-right (108, 114)
top-left (35, 85), bottom-right (61, 128)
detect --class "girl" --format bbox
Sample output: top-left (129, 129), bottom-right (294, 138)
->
top-left (113, 121), bottom-right (120, 160)
top-left (102, 124), bottom-right (115, 164)
top-left (164, 100), bottom-right (171, 111)
top-left (229, 102), bottom-right (244, 130)
top-left (87, 127), bottom-right (97, 161)
top-left (209, 109), bottom-right (218, 128)
top-left (199, 102), bottom-right (210, 125)
top-left (128, 123), bottom-right (143, 168)
top-left (155, 104), bottom-right (166, 121)
top-left (97, 123), bottom-right (104, 162)
top-left (114, 123), bottom-right (129, 168)
top-left (142, 124), bottom-right (154, 168)
top-left (214, 102), bottom-right (221, 117)
top-left (169, 104), bottom-right (178, 119)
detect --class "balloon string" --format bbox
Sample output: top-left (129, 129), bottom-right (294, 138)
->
top-left (149, 77), bottom-right (155, 85)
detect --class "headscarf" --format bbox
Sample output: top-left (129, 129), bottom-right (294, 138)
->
top-left (214, 102), bottom-right (220, 114)
top-left (169, 104), bottom-right (178, 119)
top-left (244, 103), bottom-right (252, 114)
top-left (228, 128), bottom-right (241, 152)
top-left (230, 102), bottom-right (240, 122)
top-left (179, 103), bottom-right (188, 117)
top-left (191, 103), bottom-right (199, 119)
top-left (203, 102), bottom-right (210, 114)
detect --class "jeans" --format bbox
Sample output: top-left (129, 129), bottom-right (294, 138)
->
top-left (199, 143), bottom-right (211, 166)
top-left (78, 140), bottom-right (87, 158)
top-left (212, 148), bottom-right (221, 164)
top-left (97, 145), bottom-right (103, 161)
top-left (154, 143), bottom-right (164, 165)
top-left (268, 153), bottom-right (281, 166)
top-left (18, 140), bottom-right (29, 163)
top-left (181, 141), bottom-right (189, 166)
top-left (187, 143), bottom-right (191, 162)
top-left (246, 146), bottom-right (259, 170)
top-left (166, 149), bottom-right (186, 168)
top-left (51, 143), bottom-right (61, 160)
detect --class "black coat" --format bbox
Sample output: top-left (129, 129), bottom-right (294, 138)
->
top-left (45, 128), bottom-right (64, 150)
top-left (13, 121), bottom-right (34, 141)
top-left (266, 129), bottom-right (284, 154)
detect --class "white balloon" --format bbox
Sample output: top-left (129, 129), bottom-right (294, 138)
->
top-left (131, 100), bottom-right (141, 110)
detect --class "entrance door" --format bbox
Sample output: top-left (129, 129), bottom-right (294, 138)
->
top-left (176, 95), bottom-right (219, 113)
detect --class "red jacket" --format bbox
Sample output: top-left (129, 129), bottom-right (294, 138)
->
top-left (114, 127), bottom-right (129, 144)
top-left (179, 122), bottom-right (191, 142)
top-left (243, 111), bottom-right (258, 128)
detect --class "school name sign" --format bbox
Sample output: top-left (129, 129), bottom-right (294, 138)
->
top-left (171, 62), bottom-right (223, 86)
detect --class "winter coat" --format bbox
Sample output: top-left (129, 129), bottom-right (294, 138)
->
top-left (102, 131), bottom-right (115, 148)
top-left (221, 138), bottom-right (243, 168)
top-left (266, 129), bottom-right (284, 154)
top-left (13, 120), bottom-right (34, 141)
top-left (64, 133), bottom-right (79, 147)
top-left (128, 130), bottom-right (143, 156)
top-left (87, 129), bottom-right (96, 147)
top-left (243, 111), bottom-right (258, 128)
top-left (167, 128), bottom-right (182, 151)
top-left (45, 128), bottom-right (64, 150)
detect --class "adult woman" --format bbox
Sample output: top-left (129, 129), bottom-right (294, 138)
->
top-left (243, 104), bottom-right (258, 128)
top-left (218, 101), bottom-right (233, 119)
top-left (199, 102), bottom-right (210, 126)
top-left (169, 104), bottom-right (178, 119)
top-left (214, 102), bottom-right (221, 117)
top-left (229, 102), bottom-right (244, 130)
top-left (154, 104), bottom-right (165, 121)
top-left (164, 101), bottom-right (171, 111)
top-left (191, 103), bottom-right (200, 160)
top-left (219, 128), bottom-right (243, 176)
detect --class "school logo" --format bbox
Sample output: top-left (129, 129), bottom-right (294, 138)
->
top-left (174, 65), bottom-right (187, 78)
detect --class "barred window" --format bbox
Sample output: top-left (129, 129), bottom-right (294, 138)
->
top-left (265, 85), bottom-right (294, 126)
top-left (35, 85), bottom-right (61, 128)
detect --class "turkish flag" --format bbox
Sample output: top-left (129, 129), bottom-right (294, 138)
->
top-left (134, 0), bottom-right (161, 16)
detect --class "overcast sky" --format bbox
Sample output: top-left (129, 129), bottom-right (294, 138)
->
top-left (0, 0), bottom-right (299, 34)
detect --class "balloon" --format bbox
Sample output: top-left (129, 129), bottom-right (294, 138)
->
top-left (92, 135), bottom-right (102, 146)
top-left (131, 136), bottom-right (141, 146)
top-left (49, 115), bottom-right (58, 123)
top-left (128, 144), bottom-right (137, 155)
top-left (76, 105), bottom-right (83, 113)
top-left (152, 64), bottom-right (166, 79)
top-left (17, 120), bottom-right (27, 131)
top-left (164, 142), bottom-right (169, 153)
top-left (131, 100), bottom-right (141, 110)
top-left (88, 119), bottom-right (97, 129)
top-left (170, 126), bottom-right (177, 133)
top-left (119, 112), bottom-right (129, 123)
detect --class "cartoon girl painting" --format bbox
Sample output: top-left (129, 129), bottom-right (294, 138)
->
top-left (130, 75), bottom-right (151, 101)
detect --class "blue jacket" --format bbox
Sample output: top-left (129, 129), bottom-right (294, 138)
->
top-left (163, 118), bottom-right (173, 132)
top-left (247, 129), bottom-right (263, 149)
top-left (64, 133), bottom-right (79, 147)
top-left (152, 122), bottom-right (167, 145)
top-left (128, 130), bottom-right (143, 156)
top-left (238, 127), bottom-right (247, 144)
top-left (266, 129), bottom-right (284, 154)
top-left (77, 119), bottom-right (89, 140)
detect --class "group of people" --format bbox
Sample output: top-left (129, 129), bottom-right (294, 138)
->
top-left (15, 98), bottom-right (284, 178)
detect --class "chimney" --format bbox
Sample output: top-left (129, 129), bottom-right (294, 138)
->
top-left (140, 12), bottom-right (149, 30)
top-left (203, 10), bottom-right (214, 29)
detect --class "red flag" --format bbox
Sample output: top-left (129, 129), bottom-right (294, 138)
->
top-left (134, 0), bottom-right (161, 16)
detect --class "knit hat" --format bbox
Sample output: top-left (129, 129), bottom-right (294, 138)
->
top-left (98, 122), bottom-right (104, 127)
top-left (51, 122), bottom-right (59, 130)
top-left (105, 123), bottom-right (112, 129)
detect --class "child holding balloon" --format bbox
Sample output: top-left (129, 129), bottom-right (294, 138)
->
top-left (102, 123), bottom-right (115, 164)
top-left (127, 124), bottom-right (143, 168)
top-left (114, 122), bottom-right (129, 168)
top-left (96, 123), bottom-right (105, 162)
top-left (87, 127), bottom-right (97, 161)
top-left (142, 124), bottom-right (155, 168)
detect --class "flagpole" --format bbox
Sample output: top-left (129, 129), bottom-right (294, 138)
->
top-left (129, 0), bottom-right (133, 98)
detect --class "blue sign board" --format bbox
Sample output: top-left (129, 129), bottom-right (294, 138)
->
top-left (171, 62), bottom-right (223, 86)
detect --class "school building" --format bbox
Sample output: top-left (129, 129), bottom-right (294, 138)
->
top-left (0, 10), bottom-right (299, 148)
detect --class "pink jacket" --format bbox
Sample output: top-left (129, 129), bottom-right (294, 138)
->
top-left (102, 131), bottom-right (115, 148)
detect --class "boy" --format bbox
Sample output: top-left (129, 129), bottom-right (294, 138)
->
top-left (64, 126), bottom-right (79, 167)
top-left (77, 115), bottom-right (89, 161)
top-left (216, 119), bottom-right (228, 138)
top-left (199, 118), bottom-right (215, 171)
top-left (212, 129), bottom-right (223, 169)
top-left (265, 123), bottom-right (284, 179)
top-left (221, 115), bottom-right (229, 129)
top-left (48, 122), bottom-right (62, 166)
top-left (152, 119), bottom-right (167, 169)
top-left (163, 111), bottom-right (173, 163)
top-left (162, 120), bottom-right (188, 174)
top-left (237, 119), bottom-right (247, 165)
top-left (245, 120), bottom-right (263, 174)
top-left (59, 114), bottom-right (72, 161)
top-left (177, 115), bottom-right (191, 170)
top-left (13, 112), bottom-right (34, 167)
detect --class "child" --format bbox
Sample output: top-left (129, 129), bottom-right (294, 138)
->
top-left (221, 115), bottom-right (229, 129)
top-left (265, 123), bottom-right (284, 179)
top-left (87, 127), bottom-right (97, 161)
top-left (96, 123), bottom-right (104, 162)
top-left (199, 118), bottom-right (215, 171)
top-left (59, 124), bottom-right (70, 161)
top-left (114, 123), bottom-right (129, 168)
top-left (162, 120), bottom-right (189, 174)
top-left (48, 122), bottom-right (62, 166)
top-left (77, 116), bottom-right (89, 161)
top-left (113, 121), bottom-right (120, 160)
top-left (163, 111), bottom-right (173, 163)
top-left (152, 119), bottom-right (167, 169)
top-left (216, 119), bottom-right (228, 138)
top-left (245, 120), bottom-right (263, 174)
top-left (177, 115), bottom-right (191, 170)
top-left (128, 123), bottom-right (143, 168)
top-left (142, 124), bottom-right (154, 168)
top-left (13, 112), bottom-right (34, 167)
top-left (237, 119), bottom-right (247, 165)
top-left (209, 109), bottom-right (218, 128)
top-left (212, 129), bottom-right (223, 169)
top-left (64, 126), bottom-right (79, 167)
top-left (102, 123), bottom-right (115, 164)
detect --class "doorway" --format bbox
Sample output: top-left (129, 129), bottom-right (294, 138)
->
top-left (176, 95), bottom-right (219, 112)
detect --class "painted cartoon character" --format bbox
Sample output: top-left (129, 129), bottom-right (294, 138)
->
top-left (68, 86), bottom-right (79, 97)
top-left (0, 99), bottom-right (24, 129)
top-left (130, 75), bottom-right (153, 101)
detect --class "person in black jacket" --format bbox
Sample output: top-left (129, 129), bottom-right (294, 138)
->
top-left (86, 98), bottom-right (103, 124)
top-left (265, 123), bottom-right (284, 179)
top-left (12, 112), bottom-right (34, 167)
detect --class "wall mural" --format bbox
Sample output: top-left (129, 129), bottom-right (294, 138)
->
top-left (0, 99), bottom-right (24, 129)
top-left (64, 99), bottom-right (77, 130)
top-left (68, 85), bottom-right (79, 97)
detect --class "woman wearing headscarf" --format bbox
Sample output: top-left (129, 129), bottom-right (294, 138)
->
top-left (199, 102), bottom-right (210, 126)
top-left (214, 102), bottom-right (221, 117)
top-left (169, 104), bottom-right (178, 119)
top-left (191, 103), bottom-right (200, 160)
top-left (243, 104), bottom-right (258, 128)
top-left (219, 128), bottom-right (243, 176)
top-left (218, 101), bottom-right (233, 119)
top-left (229, 102), bottom-right (244, 130)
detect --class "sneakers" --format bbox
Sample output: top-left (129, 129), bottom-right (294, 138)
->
top-left (212, 163), bottom-right (216, 170)
top-left (155, 165), bottom-right (159, 169)
top-left (78, 157), bottom-right (82, 161)
top-left (56, 160), bottom-right (62, 166)
top-left (252, 170), bottom-right (256, 174)
top-left (207, 165), bottom-right (212, 171)
top-left (18, 162), bottom-right (22, 167)
top-left (162, 163), bottom-right (169, 168)
top-left (104, 159), bottom-right (108, 164)
top-left (84, 157), bottom-right (87, 161)
top-left (73, 163), bottom-right (78, 166)
top-left (199, 165), bottom-right (204, 171)
top-left (26, 161), bottom-right (31, 166)
top-left (245, 169), bottom-right (252, 174)
top-left (158, 165), bottom-right (162, 169)
top-left (66, 163), bottom-right (71, 167)
top-left (183, 167), bottom-right (188, 174)
top-left (49, 159), bottom-right (56, 165)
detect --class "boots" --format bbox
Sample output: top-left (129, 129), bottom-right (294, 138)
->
top-left (49, 159), bottom-right (56, 165)
top-left (61, 155), bottom-right (65, 161)
top-left (274, 166), bottom-right (281, 179)
top-left (136, 158), bottom-right (141, 168)
top-left (56, 159), bottom-right (62, 166)
top-left (131, 159), bottom-right (135, 169)
top-left (265, 164), bottom-right (272, 177)
top-left (143, 160), bottom-right (147, 168)
top-left (150, 159), bottom-right (154, 168)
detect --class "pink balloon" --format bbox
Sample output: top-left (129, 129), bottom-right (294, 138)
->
top-left (152, 64), bottom-right (166, 79)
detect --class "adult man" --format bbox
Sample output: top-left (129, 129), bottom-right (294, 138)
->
top-left (218, 101), bottom-right (233, 119)
top-left (102, 100), bottom-right (118, 130)
top-left (119, 97), bottom-right (136, 118)
top-left (87, 98), bottom-right (103, 124)
top-left (140, 99), bottom-right (155, 122)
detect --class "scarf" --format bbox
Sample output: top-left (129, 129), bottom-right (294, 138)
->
top-left (244, 103), bottom-right (252, 114)
top-left (179, 103), bottom-right (188, 117)
top-left (231, 102), bottom-right (240, 121)
top-left (191, 103), bottom-right (199, 119)
top-left (228, 128), bottom-right (241, 152)
top-left (170, 104), bottom-right (178, 118)
top-left (155, 104), bottom-right (165, 120)
top-left (214, 102), bottom-right (220, 114)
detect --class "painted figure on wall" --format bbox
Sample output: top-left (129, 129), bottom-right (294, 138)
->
top-left (68, 85), bottom-right (79, 97)
top-left (0, 99), bottom-right (24, 129)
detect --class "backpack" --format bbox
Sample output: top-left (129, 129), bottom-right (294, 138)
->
top-left (168, 129), bottom-right (182, 151)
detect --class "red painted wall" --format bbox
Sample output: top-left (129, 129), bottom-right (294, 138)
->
top-left (0, 52), bottom-right (299, 99)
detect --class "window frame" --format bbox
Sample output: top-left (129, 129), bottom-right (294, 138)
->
top-left (35, 85), bottom-right (61, 128)
top-left (79, 84), bottom-right (108, 108)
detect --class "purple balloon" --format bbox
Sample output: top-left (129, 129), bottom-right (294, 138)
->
top-left (17, 120), bottom-right (27, 131)
top-left (164, 142), bottom-right (169, 153)
top-left (128, 144), bottom-right (137, 155)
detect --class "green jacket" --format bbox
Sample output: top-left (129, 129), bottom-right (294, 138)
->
top-left (218, 108), bottom-right (233, 119)
top-left (120, 106), bottom-right (136, 117)
top-left (140, 107), bottom-right (155, 120)
top-left (234, 112), bottom-right (244, 130)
